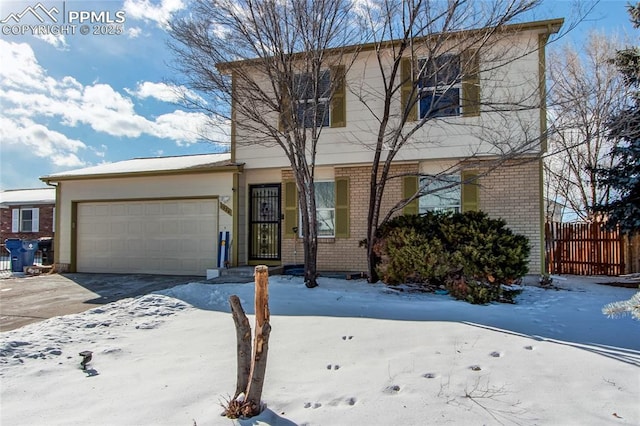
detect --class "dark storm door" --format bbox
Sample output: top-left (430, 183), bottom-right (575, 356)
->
top-left (248, 184), bottom-right (281, 261)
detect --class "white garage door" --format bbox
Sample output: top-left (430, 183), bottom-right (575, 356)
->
top-left (77, 199), bottom-right (218, 275)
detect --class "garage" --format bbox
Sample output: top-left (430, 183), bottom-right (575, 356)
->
top-left (76, 199), bottom-right (218, 275)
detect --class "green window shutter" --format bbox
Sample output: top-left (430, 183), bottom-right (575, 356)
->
top-left (334, 177), bottom-right (350, 238)
top-left (330, 65), bottom-right (346, 128)
top-left (283, 180), bottom-right (298, 238)
top-left (461, 171), bottom-right (480, 212)
top-left (461, 49), bottom-right (480, 117)
top-left (402, 176), bottom-right (419, 215)
top-left (401, 58), bottom-right (417, 122)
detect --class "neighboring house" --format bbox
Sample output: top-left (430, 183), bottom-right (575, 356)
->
top-left (230, 18), bottom-right (563, 275)
top-left (0, 188), bottom-right (56, 243)
top-left (40, 154), bottom-right (240, 276)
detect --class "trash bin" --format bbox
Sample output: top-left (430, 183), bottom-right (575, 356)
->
top-left (38, 238), bottom-right (54, 265)
top-left (4, 238), bottom-right (24, 272)
top-left (21, 240), bottom-right (39, 268)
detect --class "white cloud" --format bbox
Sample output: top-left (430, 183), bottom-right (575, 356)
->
top-left (0, 39), bottom-right (228, 153)
top-left (34, 33), bottom-right (69, 50)
top-left (0, 116), bottom-right (86, 167)
top-left (127, 27), bottom-right (143, 38)
top-left (151, 110), bottom-right (229, 145)
top-left (127, 81), bottom-right (205, 104)
top-left (123, 0), bottom-right (185, 29)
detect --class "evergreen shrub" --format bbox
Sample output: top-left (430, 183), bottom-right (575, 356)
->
top-left (374, 211), bottom-right (530, 304)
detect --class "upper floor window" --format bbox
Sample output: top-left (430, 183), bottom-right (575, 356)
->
top-left (418, 174), bottom-right (461, 213)
top-left (418, 54), bottom-right (461, 118)
top-left (294, 70), bottom-right (331, 128)
top-left (11, 207), bottom-right (40, 232)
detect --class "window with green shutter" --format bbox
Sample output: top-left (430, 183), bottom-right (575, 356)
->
top-left (291, 179), bottom-right (349, 239)
top-left (408, 50), bottom-right (480, 120)
top-left (419, 174), bottom-right (461, 213)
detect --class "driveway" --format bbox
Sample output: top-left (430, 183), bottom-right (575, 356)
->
top-left (0, 273), bottom-right (204, 332)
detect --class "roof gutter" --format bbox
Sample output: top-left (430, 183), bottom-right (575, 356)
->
top-left (40, 163), bottom-right (244, 183)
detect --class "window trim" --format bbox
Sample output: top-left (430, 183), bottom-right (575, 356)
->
top-left (294, 70), bottom-right (331, 128)
top-left (11, 207), bottom-right (40, 233)
top-left (418, 54), bottom-right (462, 119)
top-left (418, 174), bottom-right (462, 214)
top-left (299, 180), bottom-right (336, 238)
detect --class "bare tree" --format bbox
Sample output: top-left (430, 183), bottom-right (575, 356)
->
top-left (168, 0), bottom-right (360, 288)
top-left (545, 31), bottom-right (628, 222)
top-left (352, 0), bottom-right (557, 281)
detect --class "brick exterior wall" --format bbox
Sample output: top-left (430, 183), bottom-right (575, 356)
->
top-left (279, 158), bottom-right (543, 275)
top-left (281, 163), bottom-right (419, 272)
top-left (476, 159), bottom-right (543, 273)
top-left (0, 205), bottom-right (55, 243)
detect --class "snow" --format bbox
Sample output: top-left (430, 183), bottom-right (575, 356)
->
top-left (0, 188), bottom-right (55, 205)
top-left (1, 274), bottom-right (639, 425)
top-left (41, 153), bottom-right (231, 178)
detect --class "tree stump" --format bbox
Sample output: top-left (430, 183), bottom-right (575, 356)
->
top-left (225, 265), bottom-right (271, 418)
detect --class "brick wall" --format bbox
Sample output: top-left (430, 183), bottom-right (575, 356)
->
top-left (0, 205), bottom-right (55, 243)
top-left (476, 159), bottom-right (543, 273)
top-left (280, 158), bottom-right (543, 275)
top-left (281, 163), bottom-right (419, 272)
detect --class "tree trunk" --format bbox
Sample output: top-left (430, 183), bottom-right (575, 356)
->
top-left (304, 237), bottom-right (319, 288)
top-left (297, 173), bottom-right (319, 288)
top-left (225, 266), bottom-right (272, 419)
top-left (229, 295), bottom-right (252, 400)
top-left (244, 265), bottom-right (271, 416)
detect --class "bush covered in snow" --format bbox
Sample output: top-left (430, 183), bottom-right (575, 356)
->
top-left (374, 211), bottom-right (530, 303)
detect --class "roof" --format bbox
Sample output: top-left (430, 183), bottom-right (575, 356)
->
top-left (40, 153), bottom-right (241, 182)
top-left (218, 17), bottom-right (565, 71)
top-left (0, 188), bottom-right (56, 206)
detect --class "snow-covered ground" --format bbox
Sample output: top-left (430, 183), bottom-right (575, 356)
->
top-left (1, 274), bottom-right (639, 425)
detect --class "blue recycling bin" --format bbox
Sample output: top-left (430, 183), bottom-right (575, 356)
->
top-left (21, 240), bottom-right (39, 268)
top-left (4, 238), bottom-right (24, 272)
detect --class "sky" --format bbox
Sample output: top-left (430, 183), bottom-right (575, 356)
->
top-left (0, 0), bottom-right (637, 190)
top-left (1, 273), bottom-right (639, 425)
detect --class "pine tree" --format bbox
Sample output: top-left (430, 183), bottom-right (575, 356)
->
top-left (592, 4), bottom-right (640, 235)
top-left (600, 4), bottom-right (640, 322)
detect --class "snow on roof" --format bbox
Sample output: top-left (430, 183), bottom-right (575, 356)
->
top-left (41, 153), bottom-right (233, 180)
top-left (0, 188), bottom-right (56, 205)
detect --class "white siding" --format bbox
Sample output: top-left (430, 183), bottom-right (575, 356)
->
top-left (235, 31), bottom-right (544, 169)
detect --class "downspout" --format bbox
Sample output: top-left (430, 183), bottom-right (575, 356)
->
top-left (43, 180), bottom-right (60, 268)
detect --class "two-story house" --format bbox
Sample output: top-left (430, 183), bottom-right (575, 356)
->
top-left (231, 18), bottom-right (563, 275)
top-left (41, 18), bottom-right (562, 277)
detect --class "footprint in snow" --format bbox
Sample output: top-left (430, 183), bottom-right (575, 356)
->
top-left (384, 385), bottom-right (401, 393)
top-left (304, 402), bottom-right (322, 409)
top-left (341, 336), bottom-right (354, 340)
top-left (326, 364), bottom-right (340, 370)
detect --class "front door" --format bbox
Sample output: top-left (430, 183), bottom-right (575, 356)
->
top-left (249, 184), bottom-right (281, 261)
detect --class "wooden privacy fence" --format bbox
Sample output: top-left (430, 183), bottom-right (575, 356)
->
top-left (545, 221), bottom-right (626, 276)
